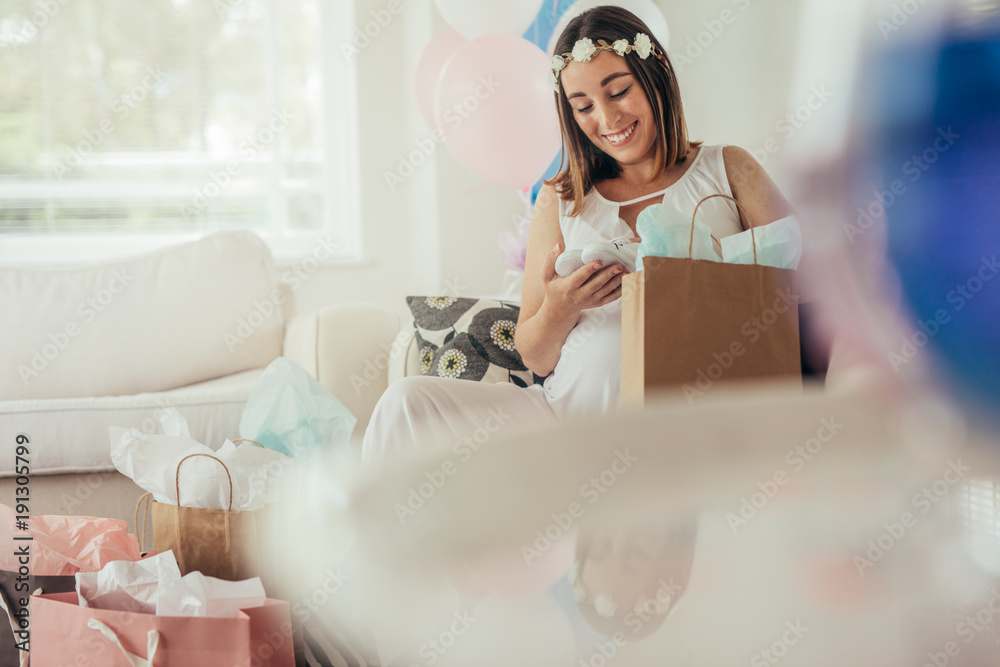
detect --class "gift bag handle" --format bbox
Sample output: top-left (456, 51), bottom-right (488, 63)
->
top-left (87, 619), bottom-right (159, 667)
top-left (175, 453), bottom-right (234, 511)
top-left (689, 194), bottom-right (758, 265)
top-left (0, 586), bottom-right (40, 667)
top-left (135, 492), bottom-right (153, 554)
top-left (232, 438), bottom-right (264, 448)
top-left (173, 453), bottom-right (235, 575)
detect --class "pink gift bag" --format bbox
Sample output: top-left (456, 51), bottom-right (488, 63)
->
top-left (0, 505), bottom-right (143, 576)
top-left (30, 592), bottom-right (295, 667)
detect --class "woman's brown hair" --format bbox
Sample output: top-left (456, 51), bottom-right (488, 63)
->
top-left (544, 6), bottom-right (700, 218)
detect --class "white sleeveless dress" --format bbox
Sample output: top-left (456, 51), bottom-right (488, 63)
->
top-left (539, 144), bottom-right (744, 417)
top-left (362, 145), bottom-right (742, 461)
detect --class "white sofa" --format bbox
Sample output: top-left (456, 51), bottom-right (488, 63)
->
top-left (0, 231), bottom-right (408, 527)
top-left (0, 231), bottom-right (841, 529)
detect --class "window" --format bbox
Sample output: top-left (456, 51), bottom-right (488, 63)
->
top-left (0, 0), bottom-right (360, 263)
top-left (955, 476), bottom-right (1000, 548)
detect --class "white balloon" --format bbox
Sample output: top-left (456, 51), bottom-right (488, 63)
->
top-left (547, 0), bottom-right (670, 56)
top-left (434, 0), bottom-right (545, 40)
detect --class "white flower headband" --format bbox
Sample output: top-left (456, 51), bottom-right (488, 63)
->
top-left (548, 33), bottom-right (658, 92)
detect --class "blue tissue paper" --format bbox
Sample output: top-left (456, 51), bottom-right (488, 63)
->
top-left (239, 357), bottom-right (357, 457)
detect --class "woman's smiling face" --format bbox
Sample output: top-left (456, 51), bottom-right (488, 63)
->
top-left (559, 49), bottom-right (657, 165)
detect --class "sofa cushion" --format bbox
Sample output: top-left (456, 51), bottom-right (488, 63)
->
top-left (0, 231), bottom-right (283, 401)
top-left (0, 368), bottom-right (262, 476)
top-left (406, 296), bottom-right (547, 387)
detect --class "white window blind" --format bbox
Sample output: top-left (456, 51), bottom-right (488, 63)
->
top-left (955, 476), bottom-right (1000, 546)
top-left (0, 0), bottom-right (359, 262)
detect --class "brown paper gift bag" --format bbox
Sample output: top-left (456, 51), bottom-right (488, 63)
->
top-left (137, 451), bottom-right (260, 581)
top-left (621, 194), bottom-right (801, 408)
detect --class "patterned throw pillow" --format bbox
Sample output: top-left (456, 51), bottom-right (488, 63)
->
top-left (406, 296), bottom-right (549, 387)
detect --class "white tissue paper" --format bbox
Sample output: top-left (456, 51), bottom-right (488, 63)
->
top-left (110, 408), bottom-right (295, 511)
top-left (719, 214), bottom-right (803, 270)
top-left (157, 569), bottom-right (266, 618)
top-left (76, 551), bottom-right (179, 614)
top-left (76, 551), bottom-right (267, 618)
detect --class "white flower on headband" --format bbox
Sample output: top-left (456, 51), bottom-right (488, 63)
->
top-left (634, 32), bottom-right (652, 59)
top-left (571, 38), bottom-right (597, 62)
top-left (551, 55), bottom-right (566, 72)
top-left (547, 69), bottom-right (559, 92)
top-left (612, 39), bottom-right (629, 56)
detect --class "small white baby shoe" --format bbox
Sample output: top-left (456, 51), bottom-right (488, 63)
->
top-left (582, 237), bottom-right (639, 273)
top-left (555, 249), bottom-right (585, 277)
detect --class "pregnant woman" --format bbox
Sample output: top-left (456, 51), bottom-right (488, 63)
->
top-left (362, 5), bottom-right (795, 462)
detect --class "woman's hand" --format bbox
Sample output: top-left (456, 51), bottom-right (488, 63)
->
top-left (539, 242), bottom-right (626, 317)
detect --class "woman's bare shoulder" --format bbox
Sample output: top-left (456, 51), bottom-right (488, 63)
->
top-left (721, 145), bottom-right (796, 223)
top-left (535, 182), bottom-right (564, 214)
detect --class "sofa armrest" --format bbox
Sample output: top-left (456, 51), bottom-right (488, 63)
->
top-left (283, 303), bottom-right (401, 443)
top-left (388, 324), bottom-right (416, 385)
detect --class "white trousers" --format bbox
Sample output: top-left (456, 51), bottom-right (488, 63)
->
top-left (361, 376), bottom-right (559, 464)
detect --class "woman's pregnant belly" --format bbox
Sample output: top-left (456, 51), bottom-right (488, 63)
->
top-left (542, 299), bottom-right (624, 417)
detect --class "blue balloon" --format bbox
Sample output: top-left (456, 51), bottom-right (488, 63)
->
top-left (521, 0), bottom-right (578, 52)
top-left (531, 151), bottom-right (565, 206)
top-left (866, 28), bottom-right (1000, 410)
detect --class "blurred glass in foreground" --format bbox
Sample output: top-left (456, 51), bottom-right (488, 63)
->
top-left (854, 2), bottom-right (1000, 416)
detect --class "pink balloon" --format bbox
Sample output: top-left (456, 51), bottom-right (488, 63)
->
top-left (435, 35), bottom-right (561, 189)
top-left (413, 28), bottom-right (468, 130)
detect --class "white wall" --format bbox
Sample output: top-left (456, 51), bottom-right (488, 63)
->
top-left (287, 0), bottom-right (526, 324)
